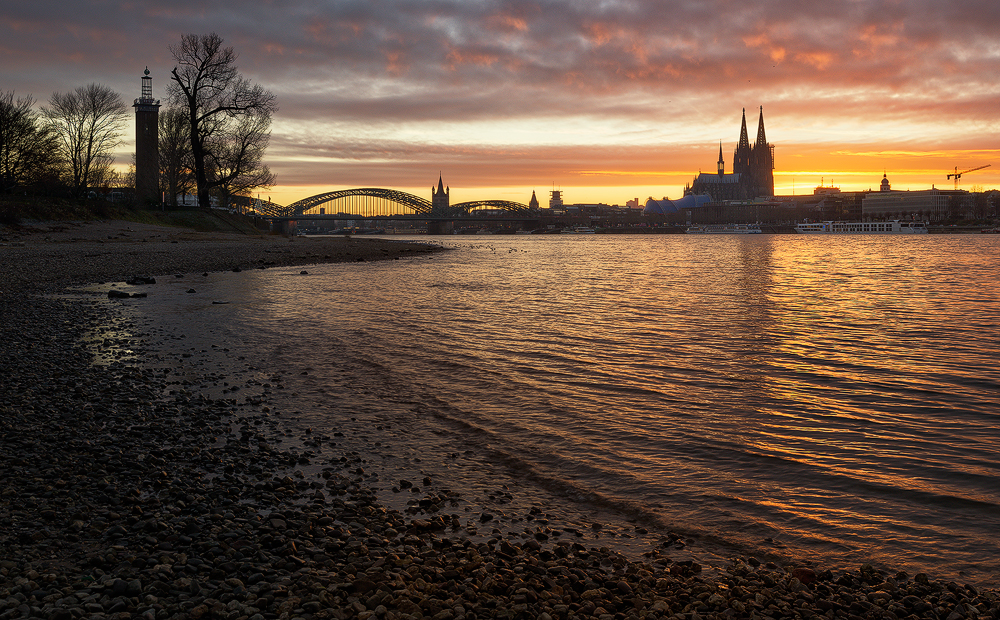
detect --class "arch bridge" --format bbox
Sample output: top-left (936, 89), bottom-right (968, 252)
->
top-left (264, 188), bottom-right (532, 219)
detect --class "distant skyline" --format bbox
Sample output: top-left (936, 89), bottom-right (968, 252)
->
top-left (3, 0), bottom-right (999, 207)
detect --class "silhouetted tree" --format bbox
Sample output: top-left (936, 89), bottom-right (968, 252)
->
top-left (43, 83), bottom-right (129, 198)
top-left (0, 91), bottom-right (61, 193)
top-left (168, 32), bottom-right (277, 209)
top-left (158, 106), bottom-right (195, 205)
top-left (210, 108), bottom-right (276, 209)
top-left (970, 190), bottom-right (990, 221)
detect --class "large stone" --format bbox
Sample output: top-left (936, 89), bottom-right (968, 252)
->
top-left (125, 579), bottom-right (143, 597)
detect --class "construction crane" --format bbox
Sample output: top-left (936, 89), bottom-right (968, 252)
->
top-left (947, 164), bottom-right (990, 190)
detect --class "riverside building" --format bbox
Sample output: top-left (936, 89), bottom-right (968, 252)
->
top-left (861, 173), bottom-right (955, 220)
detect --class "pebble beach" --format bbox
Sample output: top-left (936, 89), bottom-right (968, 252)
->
top-left (2, 220), bottom-right (998, 620)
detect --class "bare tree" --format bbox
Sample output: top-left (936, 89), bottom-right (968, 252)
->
top-left (43, 84), bottom-right (129, 198)
top-left (210, 108), bottom-right (276, 209)
top-left (168, 33), bottom-right (277, 209)
top-left (158, 106), bottom-right (195, 205)
top-left (0, 91), bottom-right (61, 193)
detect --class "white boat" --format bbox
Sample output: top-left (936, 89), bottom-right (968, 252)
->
top-left (795, 220), bottom-right (928, 234)
top-left (686, 224), bottom-right (762, 234)
top-left (564, 226), bottom-right (596, 234)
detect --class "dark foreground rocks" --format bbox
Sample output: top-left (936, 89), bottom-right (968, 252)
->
top-left (2, 229), bottom-right (999, 620)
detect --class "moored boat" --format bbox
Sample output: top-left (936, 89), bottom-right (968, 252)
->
top-left (795, 220), bottom-right (928, 234)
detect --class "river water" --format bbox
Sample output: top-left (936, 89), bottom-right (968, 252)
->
top-left (126, 233), bottom-right (1000, 586)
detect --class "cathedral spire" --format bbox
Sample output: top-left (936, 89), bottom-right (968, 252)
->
top-left (755, 106), bottom-right (767, 147)
top-left (751, 106), bottom-right (774, 198)
top-left (717, 141), bottom-right (725, 176)
top-left (733, 108), bottom-right (752, 178)
top-left (738, 108), bottom-right (750, 152)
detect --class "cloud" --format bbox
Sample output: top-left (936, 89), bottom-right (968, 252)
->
top-left (3, 0), bottom-right (1000, 202)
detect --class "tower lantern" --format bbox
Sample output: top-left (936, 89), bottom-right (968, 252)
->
top-left (141, 68), bottom-right (153, 102)
top-left (133, 67), bottom-right (161, 204)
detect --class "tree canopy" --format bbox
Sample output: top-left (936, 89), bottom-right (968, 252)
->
top-left (158, 106), bottom-right (195, 206)
top-left (43, 83), bottom-right (128, 198)
top-left (0, 91), bottom-right (61, 194)
top-left (168, 32), bottom-right (277, 209)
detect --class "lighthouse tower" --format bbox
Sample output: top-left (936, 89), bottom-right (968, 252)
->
top-left (133, 67), bottom-right (160, 204)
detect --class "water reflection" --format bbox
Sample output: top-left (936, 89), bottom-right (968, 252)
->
top-left (123, 234), bottom-right (1000, 585)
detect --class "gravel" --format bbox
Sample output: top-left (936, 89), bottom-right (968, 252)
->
top-left (0, 220), bottom-right (440, 294)
top-left (2, 220), bottom-right (997, 620)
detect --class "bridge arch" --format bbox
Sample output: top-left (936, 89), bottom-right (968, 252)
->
top-left (277, 188), bottom-right (532, 218)
top-left (283, 188), bottom-right (432, 217)
top-left (452, 199), bottom-right (533, 214)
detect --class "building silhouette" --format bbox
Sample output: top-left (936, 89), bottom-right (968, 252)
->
top-left (432, 173), bottom-right (449, 212)
top-left (688, 107), bottom-right (774, 200)
top-left (133, 67), bottom-right (160, 204)
top-left (863, 172), bottom-right (955, 220)
top-left (549, 189), bottom-right (563, 210)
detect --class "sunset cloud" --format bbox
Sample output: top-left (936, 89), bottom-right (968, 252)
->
top-left (2, 0), bottom-right (999, 205)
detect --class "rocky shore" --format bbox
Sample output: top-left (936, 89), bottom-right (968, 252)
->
top-left (2, 221), bottom-right (998, 620)
top-left (0, 220), bottom-right (442, 294)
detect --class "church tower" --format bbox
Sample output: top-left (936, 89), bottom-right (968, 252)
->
top-left (717, 142), bottom-right (725, 176)
top-left (732, 108), bottom-right (752, 183)
top-left (133, 67), bottom-right (160, 204)
top-left (528, 190), bottom-right (539, 210)
top-left (431, 173), bottom-right (449, 213)
top-left (751, 106), bottom-right (775, 197)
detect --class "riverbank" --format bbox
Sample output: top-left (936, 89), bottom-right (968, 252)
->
top-left (0, 220), bottom-right (442, 294)
top-left (2, 222), bottom-right (998, 620)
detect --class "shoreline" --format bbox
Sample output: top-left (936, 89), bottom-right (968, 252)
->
top-left (2, 221), bottom-right (998, 620)
top-left (0, 220), bottom-right (444, 295)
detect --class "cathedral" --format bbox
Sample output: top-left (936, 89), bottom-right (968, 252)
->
top-left (687, 107), bottom-right (774, 201)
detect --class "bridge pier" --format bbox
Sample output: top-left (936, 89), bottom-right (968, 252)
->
top-left (426, 221), bottom-right (454, 235)
top-left (272, 219), bottom-right (297, 235)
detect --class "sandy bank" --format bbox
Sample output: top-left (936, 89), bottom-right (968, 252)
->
top-left (0, 220), bottom-right (443, 296)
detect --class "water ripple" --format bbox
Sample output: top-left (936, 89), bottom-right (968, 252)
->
top-left (195, 234), bottom-right (1000, 585)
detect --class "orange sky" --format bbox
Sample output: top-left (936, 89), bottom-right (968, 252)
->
top-left (264, 139), bottom-right (1000, 208)
top-left (4, 1), bottom-right (999, 207)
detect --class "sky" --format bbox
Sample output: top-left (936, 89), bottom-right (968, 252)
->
top-left (3, 0), bottom-right (1000, 208)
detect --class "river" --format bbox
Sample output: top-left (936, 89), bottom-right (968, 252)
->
top-left (124, 233), bottom-right (1000, 586)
